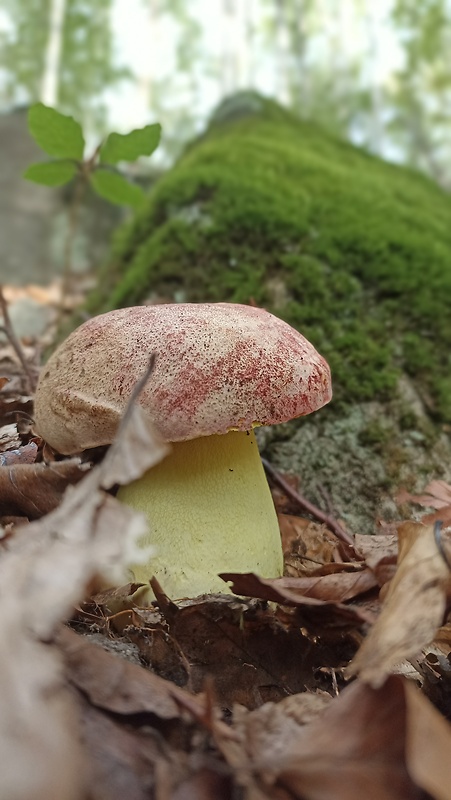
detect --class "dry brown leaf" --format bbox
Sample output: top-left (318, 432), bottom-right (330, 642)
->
top-left (397, 480), bottom-right (451, 510)
top-left (55, 694), bottom-right (162, 800)
top-left (0, 421), bottom-right (21, 451)
top-left (432, 622), bottom-right (451, 658)
top-left (211, 677), bottom-right (424, 800)
top-left (231, 691), bottom-right (333, 770)
top-left (0, 381), bottom-right (169, 799)
top-left (268, 676), bottom-right (449, 800)
top-left (279, 514), bottom-right (339, 573)
top-left (354, 532), bottom-right (398, 566)
top-left (0, 457), bottom-right (90, 519)
top-left (417, 623), bottom-right (451, 689)
top-left (59, 626), bottom-right (195, 720)
top-left (227, 569), bottom-right (377, 603)
top-left (355, 532), bottom-right (399, 587)
top-left (0, 439), bottom-right (38, 464)
top-left (349, 522), bottom-right (451, 687)
top-left (220, 572), bottom-right (375, 624)
top-left (58, 630), bottom-right (233, 800)
top-left (404, 678), bottom-right (451, 800)
top-left (76, 686), bottom-right (232, 800)
top-left (397, 481), bottom-right (451, 526)
top-left (171, 769), bottom-right (233, 800)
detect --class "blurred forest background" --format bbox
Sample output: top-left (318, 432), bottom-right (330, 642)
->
top-left (1, 0), bottom-right (451, 185)
top-left (1, 0), bottom-right (450, 292)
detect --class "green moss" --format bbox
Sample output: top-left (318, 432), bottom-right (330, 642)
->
top-left (89, 91), bottom-right (451, 422)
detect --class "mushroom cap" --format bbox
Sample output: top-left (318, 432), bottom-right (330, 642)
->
top-left (35, 303), bottom-right (332, 454)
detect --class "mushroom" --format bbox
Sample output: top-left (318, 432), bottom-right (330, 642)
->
top-left (34, 303), bottom-right (332, 598)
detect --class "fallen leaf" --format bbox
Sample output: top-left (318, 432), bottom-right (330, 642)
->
top-left (404, 678), bottom-right (451, 800)
top-left (397, 480), bottom-right (451, 510)
top-left (128, 592), bottom-right (363, 707)
top-left (355, 532), bottom-right (399, 587)
top-left (56, 694), bottom-right (161, 800)
top-left (0, 439), bottom-right (38, 465)
top-left (59, 626), bottom-right (193, 721)
top-left (0, 457), bottom-right (90, 518)
top-left (226, 569), bottom-right (377, 603)
top-left (269, 676), bottom-right (447, 800)
top-left (0, 421), bottom-right (21, 451)
top-left (74, 688), bottom-right (232, 800)
top-left (0, 371), bottom-right (169, 799)
top-left (354, 532), bottom-right (398, 565)
top-left (397, 481), bottom-right (451, 526)
top-left (349, 522), bottom-right (451, 687)
top-left (220, 572), bottom-right (375, 623)
top-left (279, 514), bottom-right (341, 575)
top-left (170, 768), bottom-right (233, 800)
top-left (231, 691), bottom-right (333, 768)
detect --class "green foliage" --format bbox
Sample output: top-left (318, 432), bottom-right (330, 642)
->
top-left (28, 103), bottom-right (85, 159)
top-left (23, 103), bottom-right (160, 208)
top-left (89, 94), bottom-right (451, 422)
top-left (23, 160), bottom-right (77, 187)
top-left (90, 170), bottom-right (145, 208)
top-left (100, 124), bottom-right (162, 164)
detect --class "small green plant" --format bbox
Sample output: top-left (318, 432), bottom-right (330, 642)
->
top-left (23, 103), bottom-right (161, 298)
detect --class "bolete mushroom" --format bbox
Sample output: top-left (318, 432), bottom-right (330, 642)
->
top-left (34, 303), bottom-right (331, 598)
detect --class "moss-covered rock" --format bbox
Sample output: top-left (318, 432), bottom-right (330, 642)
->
top-left (89, 91), bottom-right (451, 533)
top-left (91, 91), bottom-right (451, 421)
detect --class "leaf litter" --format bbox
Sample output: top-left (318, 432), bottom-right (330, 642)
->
top-left (1, 302), bottom-right (451, 798)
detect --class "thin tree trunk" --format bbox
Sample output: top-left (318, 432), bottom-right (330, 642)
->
top-left (274, 0), bottom-right (291, 106)
top-left (243, 0), bottom-right (255, 86)
top-left (221, 0), bottom-right (240, 95)
top-left (41, 0), bottom-right (67, 106)
top-left (140, 0), bottom-right (160, 115)
top-left (364, 0), bottom-right (384, 153)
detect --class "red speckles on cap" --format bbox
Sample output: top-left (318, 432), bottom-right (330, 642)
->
top-left (34, 303), bottom-right (332, 454)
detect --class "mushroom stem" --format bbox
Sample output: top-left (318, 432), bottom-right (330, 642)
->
top-left (117, 429), bottom-right (284, 598)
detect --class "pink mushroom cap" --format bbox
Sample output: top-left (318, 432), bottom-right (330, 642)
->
top-left (34, 303), bottom-right (332, 454)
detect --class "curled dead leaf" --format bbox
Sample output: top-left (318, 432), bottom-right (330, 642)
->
top-left (0, 366), bottom-right (169, 799)
top-left (349, 522), bottom-right (451, 687)
top-left (397, 481), bottom-right (451, 526)
top-left (0, 457), bottom-right (90, 519)
top-left (220, 572), bottom-right (375, 625)
top-left (270, 676), bottom-right (451, 800)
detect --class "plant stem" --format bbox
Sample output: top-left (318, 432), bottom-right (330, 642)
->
top-left (61, 172), bottom-right (87, 312)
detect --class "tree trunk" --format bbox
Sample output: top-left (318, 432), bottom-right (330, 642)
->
top-left (41, 0), bottom-right (67, 106)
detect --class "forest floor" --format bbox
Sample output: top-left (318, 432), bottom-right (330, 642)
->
top-left (1, 283), bottom-right (451, 800)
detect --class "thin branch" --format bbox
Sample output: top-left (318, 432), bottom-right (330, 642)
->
top-left (0, 286), bottom-right (36, 394)
top-left (262, 457), bottom-right (357, 551)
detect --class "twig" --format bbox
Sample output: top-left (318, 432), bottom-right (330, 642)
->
top-left (0, 286), bottom-right (36, 394)
top-left (262, 457), bottom-right (357, 551)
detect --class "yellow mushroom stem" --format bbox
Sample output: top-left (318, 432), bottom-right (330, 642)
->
top-left (117, 429), bottom-right (284, 599)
